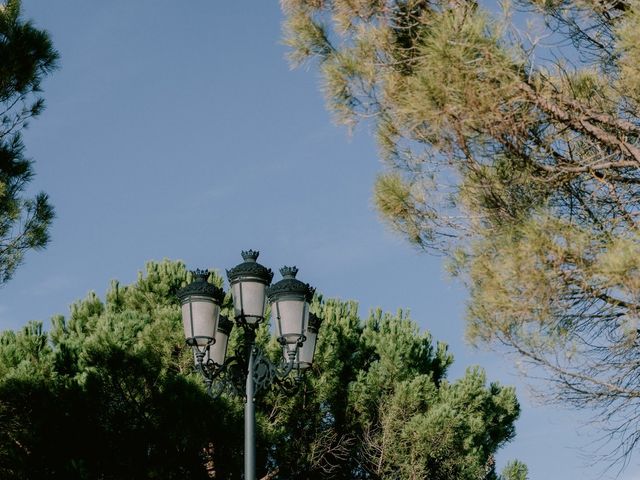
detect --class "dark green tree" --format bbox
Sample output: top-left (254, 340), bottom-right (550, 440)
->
top-left (0, 260), bottom-right (524, 479)
top-left (0, 0), bottom-right (57, 284)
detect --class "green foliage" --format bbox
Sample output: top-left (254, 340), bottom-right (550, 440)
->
top-left (0, 260), bottom-right (522, 478)
top-left (500, 460), bottom-right (528, 480)
top-left (0, 260), bottom-right (241, 480)
top-left (263, 299), bottom-right (521, 479)
top-left (0, 0), bottom-right (58, 284)
top-left (283, 0), bottom-right (640, 461)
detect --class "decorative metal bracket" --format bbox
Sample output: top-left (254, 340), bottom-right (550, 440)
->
top-left (193, 324), bottom-right (304, 399)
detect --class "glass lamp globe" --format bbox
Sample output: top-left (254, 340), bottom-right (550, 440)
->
top-left (296, 312), bottom-right (322, 370)
top-left (209, 315), bottom-right (233, 365)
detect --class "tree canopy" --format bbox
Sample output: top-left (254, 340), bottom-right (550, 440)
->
top-left (0, 260), bottom-right (524, 479)
top-left (282, 0), bottom-right (640, 462)
top-left (0, 0), bottom-right (57, 285)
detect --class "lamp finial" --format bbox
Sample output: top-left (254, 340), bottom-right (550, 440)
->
top-left (241, 250), bottom-right (259, 262)
top-left (280, 266), bottom-right (298, 279)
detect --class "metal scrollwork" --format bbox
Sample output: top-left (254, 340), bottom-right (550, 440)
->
top-left (194, 329), bottom-right (303, 399)
top-left (252, 348), bottom-right (278, 394)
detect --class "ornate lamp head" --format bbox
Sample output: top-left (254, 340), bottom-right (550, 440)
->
top-left (267, 266), bottom-right (315, 348)
top-left (226, 250), bottom-right (274, 325)
top-left (177, 269), bottom-right (225, 347)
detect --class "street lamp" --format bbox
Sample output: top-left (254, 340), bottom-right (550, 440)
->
top-left (177, 250), bottom-right (320, 480)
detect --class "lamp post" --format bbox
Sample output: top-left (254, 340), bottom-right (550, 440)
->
top-left (177, 250), bottom-right (321, 480)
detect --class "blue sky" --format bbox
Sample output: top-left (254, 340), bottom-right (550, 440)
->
top-left (0, 1), bottom-right (636, 478)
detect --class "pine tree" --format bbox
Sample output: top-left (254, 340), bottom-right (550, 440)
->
top-left (0, 260), bottom-right (523, 479)
top-left (0, 0), bottom-right (57, 284)
top-left (282, 0), bottom-right (640, 461)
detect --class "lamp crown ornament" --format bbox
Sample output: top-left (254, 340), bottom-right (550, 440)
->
top-left (193, 269), bottom-right (209, 281)
top-left (241, 250), bottom-right (260, 262)
top-left (280, 266), bottom-right (298, 279)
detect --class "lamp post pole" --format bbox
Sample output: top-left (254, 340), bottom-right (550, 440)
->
top-left (245, 343), bottom-right (256, 480)
top-left (177, 250), bottom-right (321, 480)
